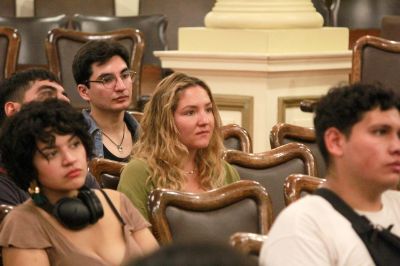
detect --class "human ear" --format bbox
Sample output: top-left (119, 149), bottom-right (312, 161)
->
top-left (4, 101), bottom-right (21, 117)
top-left (77, 84), bottom-right (90, 101)
top-left (324, 127), bottom-right (346, 158)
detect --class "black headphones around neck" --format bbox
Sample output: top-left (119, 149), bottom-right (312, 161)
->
top-left (33, 186), bottom-right (104, 230)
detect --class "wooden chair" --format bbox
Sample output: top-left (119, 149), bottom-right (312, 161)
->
top-left (270, 122), bottom-right (326, 178)
top-left (221, 124), bottom-right (252, 153)
top-left (351, 35), bottom-right (400, 89)
top-left (284, 174), bottom-right (326, 206)
top-left (230, 232), bottom-right (268, 257)
top-left (224, 143), bottom-right (316, 218)
top-left (46, 28), bottom-right (144, 110)
top-left (34, 0), bottom-right (115, 16)
top-left (0, 27), bottom-right (20, 79)
top-left (148, 180), bottom-right (273, 245)
top-left (0, 15), bottom-right (69, 71)
top-left (89, 158), bottom-right (126, 190)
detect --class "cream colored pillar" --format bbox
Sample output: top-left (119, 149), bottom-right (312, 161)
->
top-left (205, 0), bottom-right (323, 29)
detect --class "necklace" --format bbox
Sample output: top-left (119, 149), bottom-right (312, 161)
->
top-left (102, 123), bottom-right (126, 153)
top-left (184, 169), bottom-right (196, 175)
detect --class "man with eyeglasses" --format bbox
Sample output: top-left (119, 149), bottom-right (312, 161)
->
top-left (73, 40), bottom-right (140, 162)
top-left (0, 68), bottom-right (100, 205)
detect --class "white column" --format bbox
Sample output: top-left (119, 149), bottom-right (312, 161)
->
top-left (205, 0), bottom-right (324, 29)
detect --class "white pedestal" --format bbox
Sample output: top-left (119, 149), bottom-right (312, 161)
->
top-left (155, 50), bottom-right (352, 152)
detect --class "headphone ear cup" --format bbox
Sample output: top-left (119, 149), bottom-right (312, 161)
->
top-left (78, 188), bottom-right (104, 224)
top-left (53, 197), bottom-right (92, 230)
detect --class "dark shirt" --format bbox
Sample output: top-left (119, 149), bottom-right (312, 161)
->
top-left (0, 173), bottom-right (100, 206)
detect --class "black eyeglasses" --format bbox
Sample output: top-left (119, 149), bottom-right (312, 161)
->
top-left (85, 70), bottom-right (136, 89)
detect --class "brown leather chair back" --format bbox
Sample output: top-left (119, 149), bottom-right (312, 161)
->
top-left (149, 180), bottom-right (273, 245)
top-left (351, 35), bottom-right (400, 89)
top-left (0, 15), bottom-right (69, 69)
top-left (46, 28), bottom-right (144, 110)
top-left (270, 123), bottom-right (326, 178)
top-left (89, 158), bottom-right (126, 190)
top-left (284, 174), bottom-right (326, 205)
top-left (0, 27), bottom-right (20, 79)
top-left (34, 0), bottom-right (115, 16)
top-left (71, 14), bottom-right (167, 68)
top-left (224, 143), bottom-right (317, 218)
top-left (221, 124), bottom-right (252, 153)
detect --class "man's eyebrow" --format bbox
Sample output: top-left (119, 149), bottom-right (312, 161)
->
top-left (37, 85), bottom-right (58, 91)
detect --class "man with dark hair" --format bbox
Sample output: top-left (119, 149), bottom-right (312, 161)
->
top-left (260, 83), bottom-right (400, 265)
top-left (0, 68), bottom-right (69, 124)
top-left (0, 69), bottom-right (99, 206)
top-left (73, 40), bottom-right (140, 162)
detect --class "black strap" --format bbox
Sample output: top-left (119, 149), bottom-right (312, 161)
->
top-left (99, 189), bottom-right (126, 226)
top-left (314, 188), bottom-right (373, 234)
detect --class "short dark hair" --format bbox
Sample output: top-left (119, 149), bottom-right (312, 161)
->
top-left (0, 99), bottom-right (93, 191)
top-left (72, 40), bottom-right (130, 86)
top-left (128, 241), bottom-right (257, 266)
top-left (0, 68), bottom-right (62, 124)
top-left (314, 83), bottom-right (400, 165)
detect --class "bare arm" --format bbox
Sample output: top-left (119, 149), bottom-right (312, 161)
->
top-left (132, 228), bottom-right (159, 255)
top-left (3, 247), bottom-right (50, 266)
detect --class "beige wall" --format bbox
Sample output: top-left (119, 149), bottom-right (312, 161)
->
top-left (16, 0), bottom-right (139, 16)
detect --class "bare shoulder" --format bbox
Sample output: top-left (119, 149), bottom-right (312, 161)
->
top-left (93, 189), bottom-right (122, 206)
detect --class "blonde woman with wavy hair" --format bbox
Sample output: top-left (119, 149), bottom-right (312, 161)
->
top-left (118, 72), bottom-right (240, 220)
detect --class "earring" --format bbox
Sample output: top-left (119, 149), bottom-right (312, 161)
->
top-left (28, 180), bottom-right (46, 205)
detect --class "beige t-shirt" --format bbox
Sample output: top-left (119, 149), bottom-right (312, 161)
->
top-left (0, 192), bottom-right (150, 266)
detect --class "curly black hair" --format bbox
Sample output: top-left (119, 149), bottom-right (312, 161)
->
top-left (314, 83), bottom-right (400, 165)
top-left (0, 99), bottom-right (93, 191)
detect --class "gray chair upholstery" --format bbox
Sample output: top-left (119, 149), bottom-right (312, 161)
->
top-left (0, 15), bottom-right (69, 70)
top-left (270, 122), bottom-right (326, 178)
top-left (0, 0), bottom-right (16, 17)
top-left (34, 0), bottom-right (115, 16)
top-left (46, 28), bottom-right (144, 110)
top-left (0, 27), bottom-right (20, 80)
top-left (221, 124), bottom-right (252, 153)
top-left (224, 143), bottom-right (316, 218)
top-left (139, 0), bottom-right (215, 50)
top-left (71, 14), bottom-right (167, 68)
top-left (351, 35), bottom-right (400, 90)
top-left (381, 15), bottom-right (400, 42)
top-left (149, 180), bottom-right (272, 245)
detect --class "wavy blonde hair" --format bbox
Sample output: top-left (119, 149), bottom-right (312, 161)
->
top-left (132, 72), bottom-right (225, 190)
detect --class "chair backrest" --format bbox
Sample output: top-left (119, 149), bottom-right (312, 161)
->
top-left (381, 15), bottom-right (400, 42)
top-left (89, 158), bottom-right (126, 190)
top-left (46, 28), bottom-right (144, 110)
top-left (283, 174), bottom-right (326, 205)
top-left (0, 27), bottom-right (20, 79)
top-left (129, 110), bottom-right (144, 123)
top-left (71, 14), bottom-right (168, 68)
top-left (34, 0), bottom-right (115, 16)
top-left (230, 232), bottom-right (268, 258)
top-left (0, 0), bottom-right (16, 17)
top-left (270, 123), bottom-right (326, 178)
top-left (224, 143), bottom-right (317, 218)
top-left (0, 15), bottom-right (69, 69)
top-left (139, 0), bottom-right (215, 50)
top-left (221, 124), bottom-right (252, 153)
top-left (351, 35), bottom-right (400, 89)
top-left (149, 180), bottom-right (273, 245)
